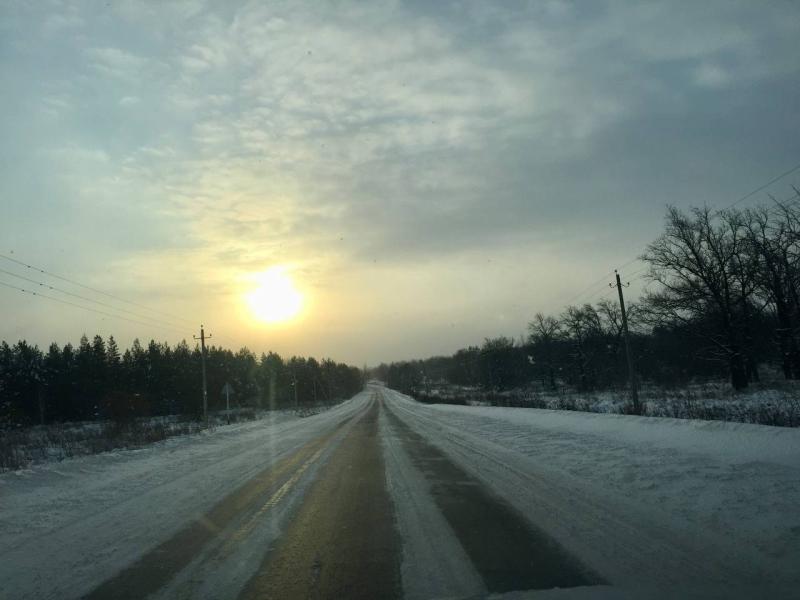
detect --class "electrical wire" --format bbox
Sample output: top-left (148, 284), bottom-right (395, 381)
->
top-left (562, 162), bottom-right (800, 307)
top-left (419, 166), bottom-right (800, 367)
top-left (0, 253), bottom-right (194, 326)
top-left (0, 267), bottom-right (188, 331)
top-left (0, 279), bottom-right (191, 336)
top-left (718, 161), bottom-right (800, 212)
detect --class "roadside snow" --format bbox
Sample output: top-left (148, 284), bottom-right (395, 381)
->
top-left (4, 386), bottom-right (798, 599)
top-left (382, 387), bottom-right (800, 594)
top-left (422, 381), bottom-right (800, 427)
top-left (0, 394), bottom-right (369, 600)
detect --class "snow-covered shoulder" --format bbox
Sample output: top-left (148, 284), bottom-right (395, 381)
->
top-left (382, 388), bottom-right (800, 589)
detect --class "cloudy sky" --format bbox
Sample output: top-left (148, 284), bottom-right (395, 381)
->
top-left (1, 0), bottom-right (799, 365)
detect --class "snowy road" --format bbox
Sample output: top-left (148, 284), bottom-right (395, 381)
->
top-left (2, 385), bottom-right (799, 599)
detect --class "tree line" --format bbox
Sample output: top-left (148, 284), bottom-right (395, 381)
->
top-left (0, 335), bottom-right (364, 426)
top-left (377, 193), bottom-right (800, 396)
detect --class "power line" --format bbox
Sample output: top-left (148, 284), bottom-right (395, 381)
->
top-left (0, 253), bottom-right (194, 326)
top-left (562, 161), bottom-right (800, 308)
top-left (552, 184), bottom-right (800, 316)
top-left (719, 161), bottom-right (800, 213)
top-left (211, 333), bottom-right (248, 351)
top-left (0, 260), bottom-right (249, 350)
top-left (626, 265), bottom-right (649, 279)
top-left (0, 274), bottom-right (243, 352)
top-left (390, 166), bottom-right (800, 379)
top-left (0, 267), bottom-right (188, 332)
top-left (436, 165), bottom-right (800, 368)
top-left (562, 259), bottom-right (648, 307)
top-left (0, 279), bottom-right (191, 336)
top-left (0, 260), bottom-right (249, 351)
top-left (561, 270), bottom-right (616, 307)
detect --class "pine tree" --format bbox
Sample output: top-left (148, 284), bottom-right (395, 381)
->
top-left (106, 335), bottom-right (120, 366)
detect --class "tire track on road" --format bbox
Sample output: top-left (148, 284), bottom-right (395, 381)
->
top-left (239, 395), bottom-right (402, 600)
top-left (83, 410), bottom-right (362, 600)
top-left (382, 391), bottom-right (605, 594)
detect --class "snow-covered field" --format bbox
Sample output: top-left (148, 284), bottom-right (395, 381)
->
top-left (0, 407), bottom-right (315, 472)
top-left (418, 380), bottom-right (800, 427)
top-left (381, 387), bottom-right (800, 596)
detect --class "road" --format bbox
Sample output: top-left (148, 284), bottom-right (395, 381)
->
top-left (82, 389), bottom-right (600, 599)
top-left (3, 385), bottom-right (798, 599)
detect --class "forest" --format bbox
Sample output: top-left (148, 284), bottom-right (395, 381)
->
top-left (0, 335), bottom-right (363, 427)
top-left (377, 195), bottom-right (800, 401)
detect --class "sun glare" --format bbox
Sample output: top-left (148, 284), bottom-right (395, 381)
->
top-left (245, 267), bottom-right (303, 324)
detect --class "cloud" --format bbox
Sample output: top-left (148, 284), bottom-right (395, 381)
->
top-left (2, 0), bottom-right (800, 361)
top-left (693, 63), bottom-right (732, 88)
top-left (85, 46), bottom-right (146, 79)
top-left (42, 13), bottom-right (84, 34)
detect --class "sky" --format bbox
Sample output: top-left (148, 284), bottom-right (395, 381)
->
top-left (1, 0), bottom-right (800, 365)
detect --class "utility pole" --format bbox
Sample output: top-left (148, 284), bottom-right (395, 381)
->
top-left (610, 271), bottom-right (640, 414)
top-left (193, 325), bottom-right (211, 422)
top-left (292, 369), bottom-right (299, 412)
top-left (222, 382), bottom-right (232, 424)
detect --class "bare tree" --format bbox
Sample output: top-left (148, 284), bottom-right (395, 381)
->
top-left (743, 195), bottom-right (800, 378)
top-left (642, 206), bottom-right (757, 390)
top-left (560, 304), bottom-right (603, 391)
top-left (528, 312), bottom-right (561, 390)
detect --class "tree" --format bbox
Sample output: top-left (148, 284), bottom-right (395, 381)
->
top-left (1, 334), bottom-right (363, 426)
top-left (478, 337), bottom-right (528, 390)
top-left (257, 351), bottom-right (287, 409)
top-left (528, 313), bottom-right (561, 390)
top-left (560, 304), bottom-right (603, 391)
top-left (642, 206), bottom-right (758, 390)
top-left (742, 199), bottom-right (800, 378)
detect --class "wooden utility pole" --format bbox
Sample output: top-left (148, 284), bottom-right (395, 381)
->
top-left (194, 325), bottom-right (211, 422)
top-left (222, 382), bottom-right (232, 424)
top-left (292, 369), bottom-right (299, 411)
top-left (611, 271), bottom-right (640, 414)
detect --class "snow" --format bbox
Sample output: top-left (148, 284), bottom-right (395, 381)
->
top-left (381, 387), bottom-right (800, 596)
top-left (0, 409), bottom-right (288, 471)
top-left (0, 394), bottom-right (370, 600)
top-left (423, 381), bottom-right (800, 427)
top-left (379, 407), bottom-right (487, 599)
top-left (2, 386), bottom-right (799, 599)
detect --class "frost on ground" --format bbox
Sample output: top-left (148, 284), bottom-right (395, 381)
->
top-left (0, 395), bottom-right (368, 600)
top-left (381, 387), bottom-right (800, 597)
top-left (415, 380), bottom-right (800, 427)
top-left (0, 406), bottom-right (340, 472)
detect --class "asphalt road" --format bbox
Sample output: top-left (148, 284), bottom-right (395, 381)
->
top-left (83, 391), bottom-right (602, 599)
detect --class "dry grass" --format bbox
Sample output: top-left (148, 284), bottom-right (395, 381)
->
top-left (413, 380), bottom-right (800, 428)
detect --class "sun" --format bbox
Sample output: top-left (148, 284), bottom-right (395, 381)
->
top-left (245, 267), bottom-right (303, 324)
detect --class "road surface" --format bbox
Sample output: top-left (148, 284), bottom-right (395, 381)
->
top-left (83, 390), bottom-right (599, 599)
top-left (2, 385), bottom-right (799, 599)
